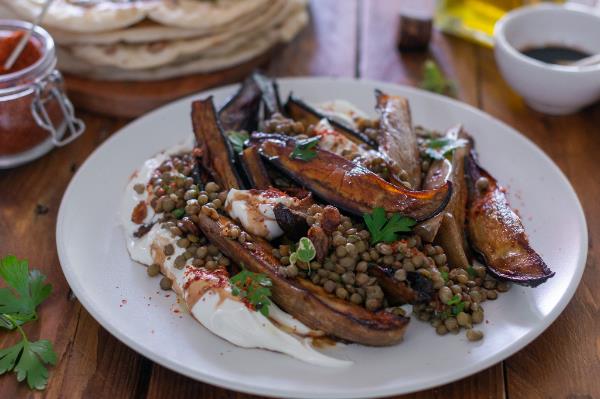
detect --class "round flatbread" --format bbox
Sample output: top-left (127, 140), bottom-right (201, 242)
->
top-left (148, 0), bottom-right (271, 30)
top-left (56, 7), bottom-right (308, 81)
top-left (2, 0), bottom-right (150, 33)
top-left (64, 0), bottom-right (304, 70)
top-left (48, 0), bottom-right (283, 45)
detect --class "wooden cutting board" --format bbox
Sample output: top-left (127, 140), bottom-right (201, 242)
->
top-left (64, 48), bottom-right (276, 118)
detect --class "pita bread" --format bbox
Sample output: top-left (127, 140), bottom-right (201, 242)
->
top-left (48, 0), bottom-right (282, 45)
top-left (56, 7), bottom-right (308, 81)
top-left (147, 0), bottom-right (270, 30)
top-left (64, 0), bottom-right (304, 70)
top-left (2, 0), bottom-right (150, 33)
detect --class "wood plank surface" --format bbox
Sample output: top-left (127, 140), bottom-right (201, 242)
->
top-left (0, 0), bottom-right (598, 398)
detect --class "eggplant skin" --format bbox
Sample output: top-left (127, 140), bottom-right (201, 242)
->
top-left (218, 76), bottom-right (261, 133)
top-left (254, 136), bottom-right (452, 222)
top-left (195, 212), bottom-right (409, 346)
top-left (285, 95), bottom-right (378, 148)
top-left (465, 155), bottom-right (554, 287)
top-left (375, 90), bottom-right (422, 189)
top-left (192, 97), bottom-right (243, 190)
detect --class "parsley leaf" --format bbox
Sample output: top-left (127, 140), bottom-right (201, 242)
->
top-left (290, 136), bottom-right (320, 161)
top-left (230, 269), bottom-right (272, 317)
top-left (447, 294), bottom-right (466, 315)
top-left (440, 271), bottom-right (449, 282)
top-left (0, 256), bottom-right (51, 325)
top-left (466, 266), bottom-right (476, 278)
top-left (363, 207), bottom-right (416, 244)
top-left (423, 136), bottom-right (468, 160)
top-left (226, 130), bottom-right (249, 154)
top-left (0, 256), bottom-right (56, 391)
top-left (447, 294), bottom-right (462, 306)
top-left (421, 60), bottom-right (456, 96)
top-left (289, 237), bottom-right (316, 267)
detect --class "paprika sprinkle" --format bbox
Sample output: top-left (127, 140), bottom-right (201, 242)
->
top-left (0, 31), bottom-right (42, 75)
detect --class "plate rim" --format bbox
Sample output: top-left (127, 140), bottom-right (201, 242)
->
top-left (56, 76), bottom-right (588, 399)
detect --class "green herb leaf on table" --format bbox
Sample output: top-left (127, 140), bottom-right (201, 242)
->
top-left (447, 294), bottom-right (466, 315)
top-left (421, 60), bottom-right (456, 96)
top-left (363, 207), bottom-right (416, 245)
top-left (447, 294), bottom-right (462, 306)
top-left (0, 256), bottom-right (52, 325)
top-left (290, 136), bottom-right (321, 161)
top-left (423, 136), bottom-right (468, 160)
top-left (0, 256), bottom-right (56, 391)
top-left (227, 130), bottom-right (249, 154)
top-left (229, 269), bottom-right (273, 317)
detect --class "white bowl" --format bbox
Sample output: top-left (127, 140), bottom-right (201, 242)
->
top-left (494, 4), bottom-right (600, 115)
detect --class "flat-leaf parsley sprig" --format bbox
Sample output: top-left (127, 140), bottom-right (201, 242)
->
top-left (290, 136), bottom-right (321, 161)
top-left (229, 268), bottom-right (273, 317)
top-left (363, 207), bottom-right (416, 245)
top-left (0, 255), bottom-right (56, 390)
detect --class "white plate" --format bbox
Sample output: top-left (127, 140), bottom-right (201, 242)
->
top-left (57, 78), bottom-right (588, 398)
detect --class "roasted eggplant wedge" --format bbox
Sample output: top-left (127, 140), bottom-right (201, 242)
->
top-left (240, 146), bottom-right (272, 189)
top-left (218, 76), bottom-right (261, 133)
top-left (419, 125), bottom-right (471, 268)
top-left (285, 95), bottom-right (378, 147)
top-left (192, 98), bottom-right (244, 190)
top-left (375, 90), bottom-right (422, 189)
top-left (465, 155), bottom-right (554, 286)
top-left (253, 135), bottom-right (452, 222)
top-left (252, 72), bottom-right (283, 118)
top-left (195, 211), bottom-right (409, 346)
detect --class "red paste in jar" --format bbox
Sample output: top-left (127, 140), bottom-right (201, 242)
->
top-left (0, 30), bottom-right (63, 156)
top-left (0, 31), bottom-right (41, 75)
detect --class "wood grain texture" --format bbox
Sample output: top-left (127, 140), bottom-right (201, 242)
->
top-left (268, 0), bottom-right (358, 77)
top-left (477, 46), bottom-right (600, 399)
top-left (1, 0), bottom-right (598, 398)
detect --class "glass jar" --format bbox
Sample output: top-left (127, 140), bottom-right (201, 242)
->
top-left (0, 19), bottom-right (84, 168)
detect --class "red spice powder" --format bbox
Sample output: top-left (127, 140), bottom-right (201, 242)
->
top-left (0, 31), bottom-right (42, 75)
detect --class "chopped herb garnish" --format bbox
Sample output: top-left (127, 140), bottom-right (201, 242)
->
top-left (0, 256), bottom-right (56, 390)
top-left (424, 136), bottom-right (468, 160)
top-left (289, 237), bottom-right (316, 268)
top-left (447, 294), bottom-right (462, 306)
top-left (421, 60), bottom-right (456, 96)
top-left (441, 271), bottom-right (449, 282)
top-left (447, 294), bottom-right (466, 315)
top-left (230, 269), bottom-right (272, 317)
top-left (227, 130), bottom-right (249, 154)
top-left (363, 207), bottom-right (416, 245)
top-left (171, 208), bottom-right (185, 219)
top-left (466, 266), bottom-right (476, 278)
top-left (290, 136), bottom-right (320, 161)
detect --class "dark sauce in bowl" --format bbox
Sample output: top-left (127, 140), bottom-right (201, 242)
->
top-left (521, 45), bottom-right (591, 65)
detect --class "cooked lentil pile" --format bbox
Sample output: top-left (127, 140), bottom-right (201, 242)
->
top-left (139, 152), bottom-right (236, 288)
top-left (134, 113), bottom-right (512, 342)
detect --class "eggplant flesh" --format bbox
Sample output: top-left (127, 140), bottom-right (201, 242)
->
top-left (195, 211), bottom-right (409, 346)
top-left (218, 76), bottom-right (262, 133)
top-left (192, 98), bottom-right (243, 190)
top-left (375, 90), bottom-right (422, 189)
top-left (285, 95), bottom-right (378, 148)
top-left (240, 146), bottom-right (272, 189)
top-left (273, 203), bottom-right (309, 242)
top-left (253, 136), bottom-right (452, 222)
top-left (465, 155), bottom-right (554, 287)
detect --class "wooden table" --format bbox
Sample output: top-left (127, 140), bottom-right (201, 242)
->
top-left (1, 1), bottom-right (598, 398)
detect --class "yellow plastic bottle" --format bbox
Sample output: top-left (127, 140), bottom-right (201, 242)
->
top-left (434, 0), bottom-right (563, 46)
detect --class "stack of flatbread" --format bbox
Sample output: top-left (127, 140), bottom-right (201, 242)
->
top-left (0, 0), bottom-right (308, 81)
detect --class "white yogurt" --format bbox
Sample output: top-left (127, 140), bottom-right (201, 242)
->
top-left (121, 141), bottom-right (351, 368)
